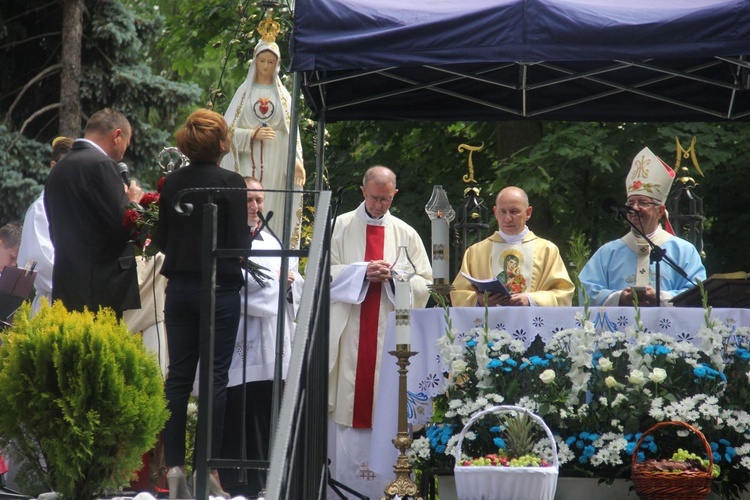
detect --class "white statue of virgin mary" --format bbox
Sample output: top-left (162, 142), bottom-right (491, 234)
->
top-left (221, 17), bottom-right (305, 247)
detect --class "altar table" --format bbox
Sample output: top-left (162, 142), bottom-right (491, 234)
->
top-left (369, 306), bottom-right (750, 477)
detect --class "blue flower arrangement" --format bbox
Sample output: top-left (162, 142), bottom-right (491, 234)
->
top-left (409, 303), bottom-right (750, 498)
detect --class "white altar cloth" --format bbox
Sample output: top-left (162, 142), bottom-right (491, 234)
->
top-left (369, 306), bottom-right (750, 477)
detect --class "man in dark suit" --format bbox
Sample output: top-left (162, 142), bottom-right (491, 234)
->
top-left (44, 108), bottom-right (143, 317)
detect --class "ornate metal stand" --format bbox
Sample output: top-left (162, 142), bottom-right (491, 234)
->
top-left (382, 349), bottom-right (423, 500)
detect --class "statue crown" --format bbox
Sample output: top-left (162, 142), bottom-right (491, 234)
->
top-left (257, 14), bottom-right (280, 44)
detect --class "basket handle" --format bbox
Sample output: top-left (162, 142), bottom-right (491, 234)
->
top-left (630, 420), bottom-right (714, 470)
top-left (454, 404), bottom-right (559, 468)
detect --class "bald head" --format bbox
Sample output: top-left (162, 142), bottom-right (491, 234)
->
top-left (494, 186), bottom-right (532, 235)
top-left (495, 186), bottom-right (529, 207)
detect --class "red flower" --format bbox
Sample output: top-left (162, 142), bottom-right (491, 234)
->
top-left (632, 180), bottom-right (643, 190)
top-left (123, 191), bottom-right (161, 259)
top-left (140, 192), bottom-right (160, 206)
top-left (157, 176), bottom-right (166, 193)
top-left (123, 209), bottom-right (139, 229)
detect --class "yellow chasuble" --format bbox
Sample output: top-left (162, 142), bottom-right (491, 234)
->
top-left (451, 231), bottom-right (574, 307)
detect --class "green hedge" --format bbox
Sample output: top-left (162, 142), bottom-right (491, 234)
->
top-left (0, 301), bottom-right (168, 499)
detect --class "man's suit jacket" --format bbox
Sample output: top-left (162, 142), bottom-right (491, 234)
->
top-left (44, 140), bottom-right (140, 315)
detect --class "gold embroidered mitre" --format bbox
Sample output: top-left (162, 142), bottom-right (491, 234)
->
top-left (625, 147), bottom-right (676, 203)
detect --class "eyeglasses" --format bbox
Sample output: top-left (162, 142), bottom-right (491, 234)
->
top-left (365, 193), bottom-right (394, 204)
top-left (625, 199), bottom-right (662, 209)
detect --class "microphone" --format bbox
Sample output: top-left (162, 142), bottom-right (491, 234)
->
top-left (117, 162), bottom-right (130, 186)
top-left (601, 198), bottom-right (635, 216)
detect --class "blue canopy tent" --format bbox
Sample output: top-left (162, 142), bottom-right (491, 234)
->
top-left (290, 0), bottom-right (750, 122)
top-left (265, 3), bottom-right (750, 496)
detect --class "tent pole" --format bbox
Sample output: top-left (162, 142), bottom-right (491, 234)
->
top-left (315, 109), bottom-right (326, 193)
top-left (271, 69), bottom-right (303, 451)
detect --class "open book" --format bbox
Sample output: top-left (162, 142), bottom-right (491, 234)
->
top-left (461, 271), bottom-right (511, 298)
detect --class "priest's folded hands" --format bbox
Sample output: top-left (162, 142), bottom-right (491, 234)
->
top-left (365, 259), bottom-right (391, 282)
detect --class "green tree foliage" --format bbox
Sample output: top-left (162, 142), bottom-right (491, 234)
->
top-left (0, 125), bottom-right (50, 226)
top-left (324, 120), bottom-right (750, 278)
top-left (145, 0), bottom-right (294, 112)
top-left (0, 0), bottom-right (201, 206)
top-left (0, 301), bottom-right (168, 499)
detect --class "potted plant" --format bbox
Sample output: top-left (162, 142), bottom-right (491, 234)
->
top-left (0, 301), bottom-right (169, 499)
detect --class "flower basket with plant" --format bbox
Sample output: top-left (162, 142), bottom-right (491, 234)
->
top-left (631, 420), bottom-right (717, 500)
top-left (454, 405), bottom-right (558, 500)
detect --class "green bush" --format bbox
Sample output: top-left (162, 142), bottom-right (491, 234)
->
top-left (0, 301), bottom-right (169, 499)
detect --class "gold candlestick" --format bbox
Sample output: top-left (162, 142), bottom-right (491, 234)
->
top-left (382, 348), bottom-right (423, 500)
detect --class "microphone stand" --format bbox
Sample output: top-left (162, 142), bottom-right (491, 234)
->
top-left (330, 186), bottom-right (345, 235)
top-left (616, 211), bottom-right (693, 305)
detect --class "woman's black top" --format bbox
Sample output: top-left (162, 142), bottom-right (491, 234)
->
top-left (155, 161), bottom-right (248, 288)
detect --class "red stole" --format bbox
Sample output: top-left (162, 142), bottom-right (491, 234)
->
top-left (352, 224), bottom-right (385, 428)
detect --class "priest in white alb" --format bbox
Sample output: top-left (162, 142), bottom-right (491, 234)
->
top-left (219, 177), bottom-right (303, 496)
top-left (328, 165), bottom-right (432, 499)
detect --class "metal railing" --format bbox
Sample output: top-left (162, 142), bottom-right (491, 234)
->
top-left (265, 189), bottom-right (331, 499)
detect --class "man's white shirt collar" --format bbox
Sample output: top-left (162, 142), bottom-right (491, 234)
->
top-left (76, 138), bottom-right (108, 157)
top-left (497, 226), bottom-right (529, 243)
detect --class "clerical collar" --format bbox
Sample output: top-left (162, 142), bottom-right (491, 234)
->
top-left (356, 202), bottom-right (388, 226)
top-left (497, 226), bottom-right (529, 243)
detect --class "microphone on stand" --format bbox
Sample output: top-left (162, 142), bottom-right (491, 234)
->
top-left (117, 162), bottom-right (131, 186)
top-left (330, 186), bottom-right (345, 236)
top-left (601, 198), bottom-right (635, 217)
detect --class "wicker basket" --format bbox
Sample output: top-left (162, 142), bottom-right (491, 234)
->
top-left (453, 405), bottom-right (559, 500)
top-left (631, 420), bottom-right (713, 500)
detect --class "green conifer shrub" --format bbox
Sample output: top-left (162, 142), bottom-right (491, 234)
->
top-left (0, 301), bottom-right (168, 499)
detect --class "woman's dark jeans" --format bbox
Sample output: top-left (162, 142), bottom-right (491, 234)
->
top-left (162, 275), bottom-right (241, 467)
